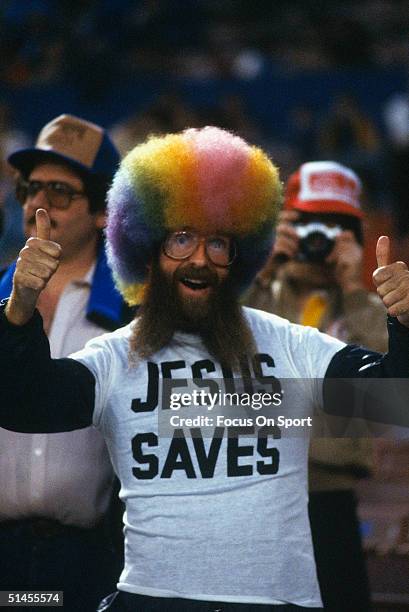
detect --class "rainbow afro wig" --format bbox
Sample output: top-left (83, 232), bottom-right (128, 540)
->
top-left (106, 126), bottom-right (282, 305)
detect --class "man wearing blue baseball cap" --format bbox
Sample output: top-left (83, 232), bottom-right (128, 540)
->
top-left (0, 115), bottom-right (131, 611)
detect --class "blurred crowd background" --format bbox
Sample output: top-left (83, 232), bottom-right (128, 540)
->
top-left (1, 1), bottom-right (409, 609)
top-left (1, 0), bottom-right (408, 207)
top-left (1, 1), bottom-right (409, 272)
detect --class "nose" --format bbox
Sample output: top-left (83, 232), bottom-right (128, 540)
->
top-left (188, 238), bottom-right (209, 266)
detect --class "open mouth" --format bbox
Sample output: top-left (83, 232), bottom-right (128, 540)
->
top-left (180, 278), bottom-right (211, 291)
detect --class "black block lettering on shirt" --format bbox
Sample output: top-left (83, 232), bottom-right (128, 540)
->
top-left (191, 360), bottom-right (219, 405)
top-left (130, 356), bottom-right (283, 481)
top-left (238, 356), bottom-right (254, 394)
top-left (161, 360), bottom-right (188, 411)
top-left (227, 427), bottom-right (254, 477)
top-left (132, 432), bottom-right (159, 479)
top-left (161, 360), bottom-right (187, 378)
top-left (131, 428), bottom-right (282, 480)
top-left (256, 426), bottom-right (281, 475)
top-left (161, 429), bottom-right (196, 478)
top-left (221, 364), bottom-right (236, 394)
top-left (131, 362), bottom-right (159, 413)
top-left (191, 427), bottom-right (224, 478)
top-left (252, 353), bottom-right (282, 396)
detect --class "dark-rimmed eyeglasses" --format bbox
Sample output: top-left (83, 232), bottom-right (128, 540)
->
top-left (16, 179), bottom-right (87, 210)
top-left (163, 230), bottom-right (236, 267)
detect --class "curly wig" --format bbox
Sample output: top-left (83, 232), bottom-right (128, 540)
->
top-left (106, 126), bottom-right (282, 305)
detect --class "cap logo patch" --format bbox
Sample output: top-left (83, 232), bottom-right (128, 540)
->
top-left (36, 115), bottom-right (104, 168)
top-left (308, 171), bottom-right (359, 206)
top-left (46, 121), bottom-right (88, 147)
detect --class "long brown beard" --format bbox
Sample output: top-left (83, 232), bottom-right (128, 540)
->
top-left (130, 257), bottom-right (256, 369)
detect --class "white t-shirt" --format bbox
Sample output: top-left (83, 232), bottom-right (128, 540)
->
top-left (71, 307), bottom-right (345, 606)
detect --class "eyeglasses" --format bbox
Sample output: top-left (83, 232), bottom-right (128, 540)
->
top-left (16, 179), bottom-right (86, 209)
top-left (163, 230), bottom-right (236, 267)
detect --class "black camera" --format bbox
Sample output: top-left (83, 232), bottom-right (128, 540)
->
top-left (294, 222), bottom-right (342, 263)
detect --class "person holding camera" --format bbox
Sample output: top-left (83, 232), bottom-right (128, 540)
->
top-left (246, 161), bottom-right (386, 352)
top-left (245, 161), bottom-right (387, 611)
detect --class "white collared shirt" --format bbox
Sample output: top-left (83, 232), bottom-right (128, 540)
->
top-left (0, 265), bottom-right (115, 527)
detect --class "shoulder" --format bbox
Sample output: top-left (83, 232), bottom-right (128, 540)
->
top-left (242, 306), bottom-right (345, 377)
top-left (69, 321), bottom-right (135, 393)
top-left (85, 320), bottom-right (134, 348)
top-left (242, 305), bottom-right (317, 352)
top-left (71, 321), bottom-right (134, 361)
top-left (243, 305), bottom-right (304, 339)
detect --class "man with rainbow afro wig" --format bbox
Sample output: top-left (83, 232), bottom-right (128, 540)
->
top-left (106, 126), bottom-right (280, 305)
top-left (105, 126), bottom-right (282, 368)
top-left (2, 126), bottom-right (409, 611)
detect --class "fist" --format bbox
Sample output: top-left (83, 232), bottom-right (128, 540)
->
top-left (6, 209), bottom-right (61, 326)
top-left (373, 236), bottom-right (409, 327)
top-left (14, 209), bottom-right (61, 293)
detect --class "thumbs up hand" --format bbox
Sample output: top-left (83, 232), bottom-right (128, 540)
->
top-left (373, 236), bottom-right (409, 327)
top-left (5, 209), bottom-right (61, 326)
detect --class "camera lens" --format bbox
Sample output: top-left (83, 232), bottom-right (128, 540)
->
top-left (299, 231), bottom-right (335, 263)
top-left (294, 222), bottom-right (342, 263)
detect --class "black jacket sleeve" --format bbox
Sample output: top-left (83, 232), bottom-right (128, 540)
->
top-left (0, 300), bottom-right (95, 433)
top-left (323, 316), bottom-right (409, 426)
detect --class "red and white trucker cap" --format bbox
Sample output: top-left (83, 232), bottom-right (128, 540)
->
top-left (284, 161), bottom-right (363, 219)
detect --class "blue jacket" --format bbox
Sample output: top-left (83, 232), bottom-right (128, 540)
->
top-left (0, 246), bottom-right (131, 331)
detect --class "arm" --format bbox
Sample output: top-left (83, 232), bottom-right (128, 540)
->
top-left (0, 300), bottom-right (95, 433)
top-left (323, 236), bottom-right (409, 426)
top-left (0, 208), bottom-right (95, 433)
top-left (323, 317), bottom-right (409, 427)
top-left (323, 316), bottom-right (409, 426)
top-left (326, 315), bottom-right (409, 379)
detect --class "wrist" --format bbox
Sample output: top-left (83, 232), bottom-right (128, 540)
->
top-left (1, 298), bottom-right (43, 332)
top-left (5, 294), bottom-right (35, 326)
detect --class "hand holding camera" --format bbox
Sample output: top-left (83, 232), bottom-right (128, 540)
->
top-left (271, 210), bottom-right (347, 264)
top-left (260, 209), bottom-right (364, 295)
top-left (272, 210), bottom-right (300, 263)
top-left (325, 230), bottom-right (364, 294)
top-left (254, 210), bottom-right (299, 285)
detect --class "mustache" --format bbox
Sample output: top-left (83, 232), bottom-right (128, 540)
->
top-left (130, 256), bottom-right (255, 369)
top-left (27, 215), bottom-right (57, 229)
top-left (173, 264), bottom-right (219, 286)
